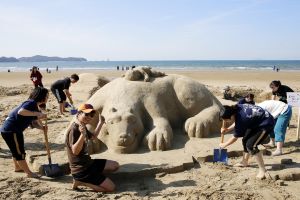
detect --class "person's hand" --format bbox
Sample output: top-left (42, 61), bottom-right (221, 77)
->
top-left (79, 124), bottom-right (87, 136)
top-left (37, 112), bottom-right (47, 119)
top-left (221, 127), bottom-right (228, 135)
top-left (219, 143), bottom-right (227, 149)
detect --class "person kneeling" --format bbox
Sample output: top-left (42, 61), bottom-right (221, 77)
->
top-left (65, 104), bottom-right (119, 192)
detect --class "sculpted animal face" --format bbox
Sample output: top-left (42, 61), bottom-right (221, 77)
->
top-left (124, 70), bottom-right (142, 81)
top-left (102, 107), bottom-right (144, 153)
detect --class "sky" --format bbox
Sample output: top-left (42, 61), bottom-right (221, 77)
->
top-left (0, 0), bottom-right (299, 61)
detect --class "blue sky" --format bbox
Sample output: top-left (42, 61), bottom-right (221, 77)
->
top-left (0, 0), bottom-right (299, 60)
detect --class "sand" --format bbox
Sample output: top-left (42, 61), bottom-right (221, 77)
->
top-left (0, 69), bottom-right (300, 200)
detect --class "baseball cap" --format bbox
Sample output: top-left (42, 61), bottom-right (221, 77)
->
top-left (78, 103), bottom-right (95, 113)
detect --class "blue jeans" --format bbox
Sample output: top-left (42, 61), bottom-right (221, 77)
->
top-left (270, 106), bottom-right (292, 142)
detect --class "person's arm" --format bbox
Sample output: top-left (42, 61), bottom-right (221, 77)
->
top-left (219, 136), bottom-right (238, 148)
top-left (271, 95), bottom-right (276, 100)
top-left (31, 119), bottom-right (46, 130)
top-left (64, 89), bottom-right (73, 104)
top-left (221, 121), bottom-right (235, 134)
top-left (18, 108), bottom-right (47, 119)
top-left (93, 115), bottom-right (105, 138)
top-left (71, 124), bottom-right (86, 155)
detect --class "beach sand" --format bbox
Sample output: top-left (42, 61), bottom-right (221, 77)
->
top-left (0, 69), bottom-right (300, 199)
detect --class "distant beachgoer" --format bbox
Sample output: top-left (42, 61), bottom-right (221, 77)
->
top-left (269, 80), bottom-right (294, 104)
top-left (273, 66), bottom-right (276, 71)
top-left (276, 68), bottom-right (280, 72)
top-left (238, 93), bottom-right (255, 105)
top-left (51, 74), bottom-right (79, 115)
top-left (121, 66), bottom-right (124, 71)
top-left (117, 66), bottom-right (119, 70)
top-left (220, 104), bottom-right (274, 179)
top-left (0, 87), bottom-right (48, 178)
top-left (66, 103), bottom-right (119, 192)
top-left (30, 66), bottom-right (43, 88)
top-left (131, 65), bottom-right (136, 70)
top-left (223, 86), bottom-right (233, 100)
top-left (8, 69), bottom-right (11, 73)
top-left (46, 68), bottom-right (49, 73)
top-left (56, 66), bottom-right (59, 71)
top-left (258, 100), bottom-right (292, 156)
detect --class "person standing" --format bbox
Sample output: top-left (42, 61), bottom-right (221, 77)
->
top-left (30, 66), bottom-right (43, 88)
top-left (66, 104), bottom-right (119, 192)
top-left (0, 87), bottom-right (48, 178)
top-left (220, 104), bottom-right (275, 179)
top-left (258, 100), bottom-right (292, 156)
top-left (51, 74), bottom-right (79, 115)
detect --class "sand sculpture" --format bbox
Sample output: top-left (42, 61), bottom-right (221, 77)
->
top-left (124, 66), bottom-right (165, 82)
top-left (79, 70), bottom-right (223, 153)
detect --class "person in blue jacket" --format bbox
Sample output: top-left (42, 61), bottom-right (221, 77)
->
top-left (0, 87), bottom-right (48, 178)
top-left (238, 93), bottom-right (255, 105)
top-left (219, 104), bottom-right (275, 179)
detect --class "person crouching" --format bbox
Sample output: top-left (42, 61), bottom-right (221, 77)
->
top-left (65, 103), bottom-right (119, 192)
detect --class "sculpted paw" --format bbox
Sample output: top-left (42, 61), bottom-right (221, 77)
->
top-left (144, 128), bottom-right (173, 151)
top-left (185, 116), bottom-right (210, 138)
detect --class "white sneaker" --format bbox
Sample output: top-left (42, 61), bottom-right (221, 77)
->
top-left (272, 149), bottom-right (282, 156)
top-left (263, 142), bottom-right (275, 148)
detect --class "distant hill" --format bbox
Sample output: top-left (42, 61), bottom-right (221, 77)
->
top-left (0, 57), bottom-right (19, 62)
top-left (18, 55), bottom-right (87, 62)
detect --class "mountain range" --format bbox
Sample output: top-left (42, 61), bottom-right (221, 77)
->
top-left (0, 55), bottom-right (87, 62)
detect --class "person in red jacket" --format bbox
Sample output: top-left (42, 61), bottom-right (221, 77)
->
top-left (30, 66), bottom-right (43, 88)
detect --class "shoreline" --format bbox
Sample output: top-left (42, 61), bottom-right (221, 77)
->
top-left (0, 70), bottom-right (300, 88)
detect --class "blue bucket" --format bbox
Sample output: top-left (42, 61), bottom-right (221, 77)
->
top-left (70, 108), bottom-right (77, 115)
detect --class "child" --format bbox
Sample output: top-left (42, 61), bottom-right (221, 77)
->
top-left (51, 74), bottom-right (79, 115)
top-left (0, 87), bottom-right (48, 178)
top-left (65, 103), bottom-right (119, 192)
top-left (220, 104), bottom-right (275, 179)
top-left (238, 93), bottom-right (255, 105)
top-left (258, 100), bottom-right (292, 156)
top-left (30, 66), bottom-right (43, 88)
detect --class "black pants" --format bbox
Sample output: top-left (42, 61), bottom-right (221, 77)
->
top-left (51, 88), bottom-right (66, 103)
top-left (1, 132), bottom-right (26, 160)
top-left (242, 126), bottom-right (272, 155)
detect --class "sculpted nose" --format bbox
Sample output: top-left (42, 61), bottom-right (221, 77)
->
top-left (119, 133), bottom-right (129, 139)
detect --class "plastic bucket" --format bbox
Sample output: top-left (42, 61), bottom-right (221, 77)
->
top-left (70, 108), bottom-right (78, 115)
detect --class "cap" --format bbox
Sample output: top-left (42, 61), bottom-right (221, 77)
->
top-left (78, 103), bottom-right (95, 113)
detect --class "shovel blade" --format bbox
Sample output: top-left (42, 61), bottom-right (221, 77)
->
top-left (42, 164), bottom-right (63, 177)
top-left (213, 148), bottom-right (228, 164)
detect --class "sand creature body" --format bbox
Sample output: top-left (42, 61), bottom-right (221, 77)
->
top-left (82, 71), bottom-right (223, 153)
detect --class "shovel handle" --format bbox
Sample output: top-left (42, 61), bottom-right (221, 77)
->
top-left (221, 133), bottom-right (225, 143)
top-left (43, 118), bottom-right (52, 165)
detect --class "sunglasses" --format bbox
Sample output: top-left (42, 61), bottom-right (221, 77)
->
top-left (84, 111), bottom-right (95, 118)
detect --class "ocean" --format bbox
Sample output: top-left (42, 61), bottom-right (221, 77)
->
top-left (0, 60), bottom-right (300, 72)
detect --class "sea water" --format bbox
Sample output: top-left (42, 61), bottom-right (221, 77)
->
top-left (0, 60), bottom-right (300, 71)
